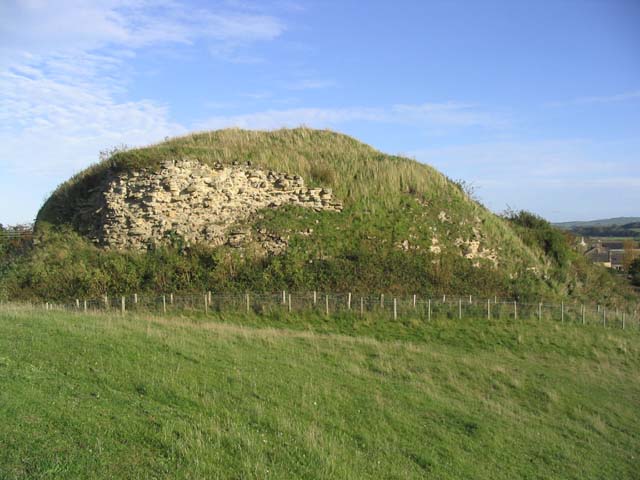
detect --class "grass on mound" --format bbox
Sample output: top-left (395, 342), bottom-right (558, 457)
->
top-left (0, 306), bottom-right (638, 479)
top-left (38, 128), bottom-right (536, 267)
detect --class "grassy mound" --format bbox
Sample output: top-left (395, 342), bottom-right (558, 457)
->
top-left (0, 306), bottom-right (638, 479)
top-left (0, 128), bottom-right (630, 304)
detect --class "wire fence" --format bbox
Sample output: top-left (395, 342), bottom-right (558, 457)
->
top-left (20, 291), bottom-right (640, 331)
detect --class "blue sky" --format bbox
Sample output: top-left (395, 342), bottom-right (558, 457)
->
top-left (1, 0), bottom-right (639, 224)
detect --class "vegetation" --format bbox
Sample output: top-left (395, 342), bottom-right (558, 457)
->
top-left (0, 306), bottom-right (638, 479)
top-left (555, 222), bottom-right (640, 240)
top-left (0, 128), bottom-right (634, 306)
top-left (554, 217), bottom-right (640, 229)
top-left (629, 258), bottom-right (640, 287)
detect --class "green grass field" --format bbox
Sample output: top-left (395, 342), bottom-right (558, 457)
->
top-left (1, 306), bottom-right (639, 479)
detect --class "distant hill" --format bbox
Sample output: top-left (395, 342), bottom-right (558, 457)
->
top-left (554, 218), bottom-right (640, 239)
top-left (554, 217), bottom-right (640, 229)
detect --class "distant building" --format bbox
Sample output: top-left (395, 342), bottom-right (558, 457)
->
top-left (584, 240), bottom-right (640, 270)
top-left (584, 245), bottom-right (611, 267)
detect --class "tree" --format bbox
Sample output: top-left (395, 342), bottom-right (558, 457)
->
top-left (629, 257), bottom-right (640, 287)
top-left (622, 239), bottom-right (638, 272)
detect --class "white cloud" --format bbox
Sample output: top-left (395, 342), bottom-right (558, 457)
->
top-left (0, 0), bottom-right (286, 180)
top-left (196, 102), bottom-right (507, 131)
top-left (0, 1), bottom-right (285, 59)
top-left (546, 90), bottom-right (640, 107)
top-left (0, 53), bottom-right (185, 177)
top-left (409, 139), bottom-right (640, 219)
top-left (286, 79), bottom-right (337, 90)
top-left (409, 139), bottom-right (633, 182)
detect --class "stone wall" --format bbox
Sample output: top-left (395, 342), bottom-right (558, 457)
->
top-left (84, 159), bottom-right (342, 250)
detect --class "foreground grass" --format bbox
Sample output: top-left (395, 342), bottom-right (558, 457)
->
top-left (0, 307), bottom-right (639, 479)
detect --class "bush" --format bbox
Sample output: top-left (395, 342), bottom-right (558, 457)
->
top-left (630, 258), bottom-right (640, 286)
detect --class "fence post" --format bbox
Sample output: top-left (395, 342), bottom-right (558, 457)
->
top-left (162, 295), bottom-right (166, 314)
top-left (622, 312), bottom-right (625, 330)
top-left (360, 296), bottom-right (364, 316)
top-left (514, 300), bottom-right (517, 320)
top-left (121, 296), bottom-right (126, 315)
top-left (538, 302), bottom-right (542, 321)
top-left (487, 298), bottom-right (490, 320)
top-left (104, 295), bottom-right (109, 310)
top-left (170, 293), bottom-right (174, 305)
top-left (246, 293), bottom-right (250, 314)
top-left (134, 293), bottom-right (138, 305)
top-left (380, 294), bottom-right (384, 309)
top-left (204, 294), bottom-right (208, 314)
top-left (561, 302), bottom-right (564, 323)
top-left (582, 305), bottom-right (585, 325)
top-left (208, 291), bottom-right (212, 306)
top-left (288, 293), bottom-right (292, 313)
top-left (443, 294), bottom-right (446, 303)
top-left (83, 299), bottom-right (87, 312)
top-left (469, 295), bottom-right (472, 304)
top-left (282, 290), bottom-right (286, 305)
top-left (458, 298), bottom-right (462, 320)
top-left (393, 298), bottom-right (397, 320)
top-left (313, 290), bottom-right (317, 306)
top-left (428, 299), bottom-right (431, 322)
top-left (75, 299), bottom-right (80, 310)
top-left (348, 292), bottom-right (352, 311)
top-left (603, 307), bottom-right (606, 328)
top-left (325, 295), bottom-right (329, 316)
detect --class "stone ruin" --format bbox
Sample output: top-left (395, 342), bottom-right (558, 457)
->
top-left (79, 159), bottom-right (342, 251)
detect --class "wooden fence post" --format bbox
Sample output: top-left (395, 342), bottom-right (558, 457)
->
top-left (282, 290), bottom-right (286, 305)
top-left (162, 295), bottom-right (166, 314)
top-left (313, 290), bottom-right (317, 306)
top-left (413, 294), bottom-right (417, 309)
top-left (121, 296), bottom-right (125, 315)
top-left (487, 298), bottom-right (490, 320)
top-left (348, 292), bottom-right (352, 311)
top-left (204, 294), bottom-right (208, 314)
top-left (428, 299), bottom-right (431, 322)
top-left (134, 293), bottom-right (138, 305)
top-left (458, 298), bottom-right (462, 320)
top-left (514, 300), bottom-right (517, 320)
top-left (246, 293), bottom-right (250, 314)
top-left (75, 299), bottom-right (80, 310)
top-left (538, 302), bottom-right (542, 321)
top-left (622, 312), bottom-right (626, 330)
top-left (360, 296), bottom-right (364, 316)
top-left (208, 291), bottom-right (212, 306)
top-left (104, 295), bottom-right (109, 310)
top-left (380, 294), bottom-right (384, 309)
top-left (288, 293), bottom-right (292, 313)
top-left (325, 295), bottom-right (329, 316)
top-left (170, 293), bottom-right (174, 305)
top-left (582, 305), bottom-right (585, 325)
top-left (83, 299), bottom-right (87, 312)
top-left (393, 298), bottom-right (397, 320)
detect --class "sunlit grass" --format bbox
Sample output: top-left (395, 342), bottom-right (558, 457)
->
top-left (1, 305), bottom-right (638, 479)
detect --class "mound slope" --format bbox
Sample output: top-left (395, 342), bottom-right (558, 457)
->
top-left (16, 128), bottom-right (629, 301)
